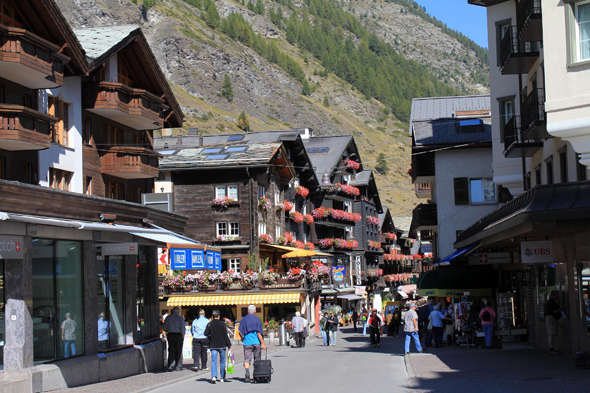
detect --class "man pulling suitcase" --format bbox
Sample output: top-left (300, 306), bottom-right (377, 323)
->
top-left (238, 305), bottom-right (267, 382)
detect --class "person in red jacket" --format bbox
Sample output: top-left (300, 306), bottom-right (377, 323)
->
top-left (368, 310), bottom-right (382, 347)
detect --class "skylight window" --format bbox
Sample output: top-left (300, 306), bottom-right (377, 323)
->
top-left (159, 150), bottom-right (178, 155)
top-left (227, 135), bottom-right (245, 141)
top-left (308, 148), bottom-right (319, 153)
top-left (225, 146), bottom-right (248, 152)
top-left (319, 147), bottom-right (329, 153)
top-left (205, 154), bottom-right (229, 160)
top-left (459, 119), bottom-right (482, 127)
top-left (202, 148), bottom-right (223, 154)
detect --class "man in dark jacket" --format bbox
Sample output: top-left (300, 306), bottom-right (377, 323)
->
top-left (328, 312), bottom-right (339, 346)
top-left (352, 310), bottom-right (359, 332)
top-left (205, 310), bottom-right (232, 383)
top-left (162, 306), bottom-right (185, 371)
top-left (418, 300), bottom-right (434, 347)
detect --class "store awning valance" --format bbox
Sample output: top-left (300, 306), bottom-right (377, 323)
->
top-left (167, 292), bottom-right (301, 307)
top-left (432, 243), bottom-right (480, 267)
top-left (417, 269), bottom-right (494, 297)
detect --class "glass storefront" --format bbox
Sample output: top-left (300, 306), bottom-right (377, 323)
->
top-left (97, 255), bottom-right (126, 349)
top-left (136, 247), bottom-right (154, 341)
top-left (32, 239), bottom-right (84, 361)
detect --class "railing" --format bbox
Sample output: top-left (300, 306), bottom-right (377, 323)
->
top-left (412, 203), bottom-right (438, 228)
top-left (500, 26), bottom-right (540, 73)
top-left (100, 147), bottom-right (160, 178)
top-left (411, 152), bottom-right (435, 182)
top-left (0, 105), bottom-right (55, 149)
top-left (517, 0), bottom-right (542, 40)
top-left (503, 116), bottom-right (520, 152)
top-left (520, 88), bottom-right (545, 135)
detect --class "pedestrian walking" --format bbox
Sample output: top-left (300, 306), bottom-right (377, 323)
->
top-left (392, 307), bottom-right (402, 337)
top-left (320, 312), bottom-right (330, 346)
top-left (404, 303), bottom-right (424, 354)
top-left (479, 300), bottom-right (496, 349)
top-left (428, 305), bottom-right (445, 348)
top-left (545, 291), bottom-right (565, 354)
top-left (61, 313), bottom-right (77, 358)
top-left (352, 309), bottom-right (359, 332)
top-left (205, 310), bottom-right (231, 384)
top-left (419, 299), bottom-right (434, 347)
top-left (385, 310), bottom-right (394, 336)
top-left (362, 308), bottom-right (369, 335)
top-left (191, 309), bottom-right (210, 371)
top-left (292, 312), bottom-right (305, 348)
top-left (368, 310), bottom-right (381, 347)
top-left (162, 306), bottom-right (185, 371)
top-left (443, 306), bottom-right (455, 345)
top-left (238, 305), bottom-right (266, 382)
top-left (301, 315), bottom-right (309, 347)
top-left (328, 312), bottom-right (339, 346)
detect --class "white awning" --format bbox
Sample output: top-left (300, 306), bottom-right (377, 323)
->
top-left (130, 232), bottom-right (201, 246)
top-left (337, 294), bottom-right (363, 301)
top-left (397, 290), bottom-right (408, 299)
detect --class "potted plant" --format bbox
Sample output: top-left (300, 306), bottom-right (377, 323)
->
top-left (286, 267), bottom-right (305, 281)
top-left (368, 240), bottom-right (381, 250)
top-left (303, 214), bottom-right (314, 225)
top-left (260, 269), bottom-right (280, 284)
top-left (258, 196), bottom-right (271, 211)
top-left (259, 234), bottom-right (273, 243)
top-left (295, 185), bottom-right (309, 198)
top-left (289, 211), bottom-right (304, 223)
top-left (344, 158), bottom-right (360, 170)
top-left (284, 201), bottom-right (294, 211)
top-left (193, 271), bottom-right (219, 291)
top-left (163, 271), bottom-right (194, 292)
top-left (212, 196), bottom-right (238, 209)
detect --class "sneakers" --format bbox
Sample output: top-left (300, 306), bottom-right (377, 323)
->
top-left (377, 343), bottom-right (380, 347)
top-left (418, 349), bottom-right (425, 353)
top-left (202, 367), bottom-right (210, 371)
top-left (219, 379), bottom-right (224, 383)
top-left (212, 377), bottom-right (216, 384)
top-left (245, 371), bottom-right (250, 382)
top-left (549, 348), bottom-right (559, 355)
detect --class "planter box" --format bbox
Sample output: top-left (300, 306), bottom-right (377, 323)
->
top-left (197, 283), bottom-right (218, 292)
top-left (222, 282), bottom-right (254, 291)
top-left (212, 201), bottom-right (241, 210)
top-left (259, 279), bottom-right (301, 289)
top-left (166, 285), bottom-right (193, 293)
top-left (212, 238), bottom-right (242, 246)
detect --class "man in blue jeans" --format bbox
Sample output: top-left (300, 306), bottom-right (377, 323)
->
top-left (205, 310), bottom-right (231, 384)
top-left (404, 303), bottom-right (424, 354)
top-left (479, 300), bottom-right (496, 349)
top-left (238, 305), bottom-right (266, 382)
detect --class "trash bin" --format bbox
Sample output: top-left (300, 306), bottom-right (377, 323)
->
top-left (279, 320), bottom-right (288, 346)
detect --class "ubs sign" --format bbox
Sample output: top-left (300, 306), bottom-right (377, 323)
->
top-left (0, 235), bottom-right (24, 259)
top-left (521, 241), bottom-right (553, 263)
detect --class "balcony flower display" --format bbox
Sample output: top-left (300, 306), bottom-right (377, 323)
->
top-left (258, 196), bottom-right (271, 211)
top-left (241, 271), bottom-right (259, 286)
top-left (219, 270), bottom-right (240, 285)
top-left (306, 266), bottom-right (320, 281)
top-left (263, 319), bottom-right (279, 332)
top-left (384, 233), bottom-right (397, 241)
top-left (312, 207), bottom-right (362, 223)
top-left (304, 242), bottom-right (315, 250)
top-left (385, 274), bottom-right (396, 283)
top-left (260, 269), bottom-right (280, 284)
top-left (259, 234), bottom-right (273, 243)
top-left (326, 183), bottom-right (360, 197)
top-left (289, 211), bottom-right (304, 223)
top-left (284, 201), bottom-right (294, 211)
top-left (286, 267), bottom-right (305, 281)
top-left (275, 202), bottom-right (284, 211)
top-left (344, 158), bottom-right (360, 170)
top-left (367, 216), bottom-right (381, 226)
top-left (277, 232), bottom-right (294, 245)
top-left (212, 196), bottom-right (237, 208)
top-left (216, 235), bottom-right (238, 242)
top-left (293, 240), bottom-right (305, 249)
top-left (192, 270), bottom-right (219, 289)
top-left (163, 271), bottom-right (190, 288)
top-left (366, 269), bottom-right (383, 278)
top-left (368, 240), bottom-right (381, 249)
top-left (384, 254), bottom-right (396, 262)
top-left (303, 214), bottom-right (314, 225)
top-left (295, 185), bottom-right (309, 198)
top-left (318, 238), bottom-right (358, 249)
top-left (313, 260), bottom-right (330, 277)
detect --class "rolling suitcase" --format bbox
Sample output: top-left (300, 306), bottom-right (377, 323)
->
top-left (252, 349), bottom-right (273, 383)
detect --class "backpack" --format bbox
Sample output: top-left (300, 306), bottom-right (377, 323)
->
top-left (393, 310), bottom-right (400, 319)
top-left (482, 308), bottom-right (491, 322)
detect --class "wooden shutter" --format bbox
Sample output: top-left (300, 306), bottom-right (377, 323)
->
top-left (454, 177), bottom-right (469, 205)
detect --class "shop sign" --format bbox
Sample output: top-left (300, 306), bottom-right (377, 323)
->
top-left (521, 241), bottom-right (553, 264)
top-left (355, 256), bottom-right (362, 285)
top-left (0, 235), bottom-right (23, 259)
top-left (355, 286), bottom-right (366, 296)
top-left (420, 244), bottom-right (432, 254)
top-left (102, 243), bottom-right (138, 256)
top-left (170, 248), bottom-right (205, 270)
top-left (332, 266), bottom-right (346, 282)
top-left (469, 252), bottom-right (511, 265)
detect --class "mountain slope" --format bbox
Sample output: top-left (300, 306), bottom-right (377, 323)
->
top-left (55, 0), bottom-right (488, 216)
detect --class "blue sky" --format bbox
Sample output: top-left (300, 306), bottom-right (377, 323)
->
top-left (412, 0), bottom-right (489, 49)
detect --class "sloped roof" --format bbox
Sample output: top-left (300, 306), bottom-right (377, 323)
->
top-left (303, 135), bottom-right (355, 179)
top-left (349, 169), bottom-right (372, 186)
top-left (74, 25), bottom-right (140, 61)
top-left (412, 117), bottom-right (492, 146)
top-left (392, 216), bottom-right (412, 238)
top-left (158, 142), bottom-right (284, 170)
top-left (154, 130), bottom-right (300, 150)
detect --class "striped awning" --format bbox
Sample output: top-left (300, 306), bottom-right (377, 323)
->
top-left (167, 292), bottom-right (301, 307)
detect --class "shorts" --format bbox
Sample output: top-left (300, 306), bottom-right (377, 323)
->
top-left (243, 344), bottom-right (261, 364)
top-left (546, 315), bottom-right (558, 336)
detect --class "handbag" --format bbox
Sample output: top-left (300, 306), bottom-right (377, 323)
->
top-left (226, 349), bottom-right (234, 374)
top-left (427, 318), bottom-right (433, 331)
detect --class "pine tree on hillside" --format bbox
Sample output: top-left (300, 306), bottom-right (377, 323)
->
top-left (221, 74), bottom-right (234, 102)
top-left (247, 0), bottom-right (254, 11)
top-left (254, 0), bottom-right (265, 15)
top-left (375, 153), bottom-right (389, 175)
top-left (301, 79), bottom-right (311, 96)
top-left (323, 96), bottom-right (329, 107)
top-left (237, 111), bottom-right (251, 132)
top-left (204, 0), bottom-right (220, 29)
top-left (286, 14), bottom-right (299, 44)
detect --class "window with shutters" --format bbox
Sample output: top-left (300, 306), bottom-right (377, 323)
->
top-left (454, 178), bottom-right (469, 205)
top-left (48, 97), bottom-right (71, 146)
top-left (470, 179), bottom-right (496, 204)
top-left (50, 168), bottom-right (71, 191)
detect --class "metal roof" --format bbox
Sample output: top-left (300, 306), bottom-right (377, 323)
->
top-left (303, 135), bottom-right (354, 179)
top-left (349, 169), bottom-right (372, 186)
top-left (130, 232), bottom-right (201, 246)
top-left (73, 25), bottom-right (139, 60)
top-left (412, 117), bottom-right (492, 146)
top-left (154, 130), bottom-right (300, 150)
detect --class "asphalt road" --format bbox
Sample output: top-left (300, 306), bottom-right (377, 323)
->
top-left (148, 326), bottom-right (412, 393)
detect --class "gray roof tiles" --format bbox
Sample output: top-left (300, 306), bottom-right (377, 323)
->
top-left (302, 135), bottom-right (353, 179)
top-left (73, 25), bottom-right (139, 61)
top-left (412, 117), bottom-right (492, 146)
top-left (410, 95), bottom-right (491, 123)
top-left (349, 169), bottom-right (372, 186)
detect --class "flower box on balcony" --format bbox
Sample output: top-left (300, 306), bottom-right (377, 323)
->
top-left (259, 278), bottom-right (301, 289)
top-left (166, 285), bottom-right (193, 293)
top-left (197, 283), bottom-right (218, 292)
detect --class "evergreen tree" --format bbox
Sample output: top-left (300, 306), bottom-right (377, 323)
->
top-left (301, 79), bottom-right (311, 96)
top-left (204, 0), bottom-right (220, 29)
top-left (286, 14), bottom-right (299, 44)
top-left (375, 153), bottom-right (389, 175)
top-left (254, 0), bottom-right (265, 15)
top-left (221, 74), bottom-right (234, 102)
top-left (247, 0), bottom-right (254, 11)
top-left (237, 111), bottom-right (251, 132)
top-left (323, 96), bottom-right (329, 107)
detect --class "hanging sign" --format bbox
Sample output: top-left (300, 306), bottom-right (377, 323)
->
top-left (102, 243), bottom-right (138, 256)
top-left (469, 252), bottom-right (511, 265)
top-left (0, 235), bottom-right (23, 259)
top-left (521, 241), bottom-right (553, 263)
top-left (420, 244), bottom-right (432, 254)
top-left (332, 266), bottom-right (346, 282)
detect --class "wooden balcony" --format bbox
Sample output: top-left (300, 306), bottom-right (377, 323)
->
top-left (100, 146), bottom-right (161, 179)
top-left (517, 0), bottom-right (542, 42)
top-left (0, 105), bottom-right (56, 151)
top-left (411, 152), bottom-right (435, 184)
top-left (411, 203), bottom-right (437, 231)
top-left (0, 24), bottom-right (68, 89)
top-left (83, 82), bottom-right (168, 130)
top-left (500, 27), bottom-right (540, 75)
top-left (414, 183), bottom-right (431, 199)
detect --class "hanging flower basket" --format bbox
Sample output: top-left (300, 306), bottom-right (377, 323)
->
top-left (368, 240), bottom-right (381, 250)
top-left (326, 183), bottom-right (360, 197)
top-left (303, 214), bottom-right (314, 225)
top-left (275, 203), bottom-right (284, 212)
top-left (295, 186), bottom-right (309, 198)
top-left (284, 201), bottom-right (294, 211)
top-left (367, 216), bottom-right (381, 226)
top-left (277, 232), bottom-right (294, 245)
top-left (259, 234), bottom-right (273, 243)
top-left (258, 196), bottom-right (271, 211)
top-left (289, 211), bottom-right (304, 223)
top-left (384, 232), bottom-right (397, 241)
top-left (344, 158), bottom-right (360, 170)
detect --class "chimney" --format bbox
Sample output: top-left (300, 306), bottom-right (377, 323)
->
top-left (300, 128), bottom-right (314, 140)
top-left (176, 135), bottom-right (182, 146)
top-left (199, 136), bottom-right (204, 147)
top-left (162, 128), bottom-right (172, 136)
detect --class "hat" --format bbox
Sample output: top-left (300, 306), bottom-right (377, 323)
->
top-left (433, 305), bottom-right (440, 310)
top-left (409, 303), bottom-right (417, 308)
top-left (65, 313), bottom-right (71, 317)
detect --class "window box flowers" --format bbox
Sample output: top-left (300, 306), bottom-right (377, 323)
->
top-left (313, 260), bottom-right (330, 278)
top-left (368, 240), bottom-right (381, 250)
top-left (326, 183), bottom-right (360, 197)
top-left (293, 240), bottom-right (305, 249)
top-left (384, 233), bottom-right (397, 241)
top-left (260, 269), bottom-right (280, 284)
top-left (367, 216), bottom-right (381, 226)
top-left (366, 269), bottom-right (383, 278)
top-left (220, 270), bottom-right (258, 289)
top-left (289, 211), bottom-right (304, 223)
top-left (312, 207), bottom-right (362, 223)
top-left (344, 158), bottom-right (360, 170)
top-left (286, 267), bottom-right (306, 281)
top-left (384, 253), bottom-right (396, 262)
top-left (284, 201), bottom-right (294, 211)
top-left (192, 271), bottom-right (219, 291)
top-left (304, 242), bottom-right (315, 250)
top-left (212, 196), bottom-right (239, 209)
top-left (275, 202), bottom-right (284, 212)
top-left (163, 271), bottom-right (194, 291)
top-left (306, 266), bottom-right (320, 281)
top-left (303, 214), bottom-right (314, 225)
top-left (318, 238), bottom-right (359, 250)
top-left (295, 186), bottom-right (309, 198)
top-left (214, 235), bottom-right (240, 244)
top-left (277, 232), bottom-right (294, 245)
top-left (258, 196), bottom-right (271, 211)
top-left (259, 234), bottom-right (273, 243)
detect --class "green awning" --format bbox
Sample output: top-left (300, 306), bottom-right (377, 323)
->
top-left (417, 269), bottom-right (494, 297)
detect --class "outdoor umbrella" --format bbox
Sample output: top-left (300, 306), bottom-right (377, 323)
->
top-left (281, 249), bottom-right (317, 258)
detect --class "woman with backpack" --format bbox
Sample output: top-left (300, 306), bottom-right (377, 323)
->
top-left (479, 300), bottom-right (496, 349)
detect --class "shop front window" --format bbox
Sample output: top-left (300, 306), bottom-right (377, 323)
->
top-left (577, 262), bottom-right (590, 334)
top-left (32, 239), bottom-right (84, 362)
top-left (136, 247), bottom-right (155, 342)
top-left (536, 263), bottom-right (567, 321)
top-left (97, 255), bottom-right (126, 349)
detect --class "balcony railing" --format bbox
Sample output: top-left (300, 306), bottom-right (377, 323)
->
top-left (411, 203), bottom-right (438, 230)
top-left (411, 152), bottom-right (435, 183)
top-left (500, 26), bottom-right (540, 75)
top-left (521, 88), bottom-right (549, 139)
top-left (100, 146), bottom-right (161, 179)
top-left (517, 0), bottom-right (542, 42)
top-left (503, 116), bottom-right (543, 158)
top-left (0, 24), bottom-right (68, 89)
top-left (0, 105), bottom-right (56, 151)
top-left (414, 183), bottom-right (432, 199)
top-left (83, 82), bottom-right (168, 130)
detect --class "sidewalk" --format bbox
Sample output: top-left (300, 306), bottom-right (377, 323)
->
top-left (50, 335), bottom-right (314, 393)
top-left (406, 344), bottom-right (590, 393)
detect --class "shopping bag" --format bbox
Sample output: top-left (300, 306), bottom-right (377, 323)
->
top-left (226, 349), bottom-right (235, 374)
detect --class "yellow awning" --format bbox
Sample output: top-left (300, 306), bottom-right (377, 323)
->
top-left (261, 243), bottom-right (333, 257)
top-left (167, 292), bottom-right (301, 307)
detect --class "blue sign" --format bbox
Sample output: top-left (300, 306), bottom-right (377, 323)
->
top-left (170, 248), bottom-right (205, 270)
top-left (332, 266), bottom-right (346, 282)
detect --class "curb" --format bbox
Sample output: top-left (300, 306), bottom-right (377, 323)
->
top-left (404, 353), bottom-right (416, 379)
